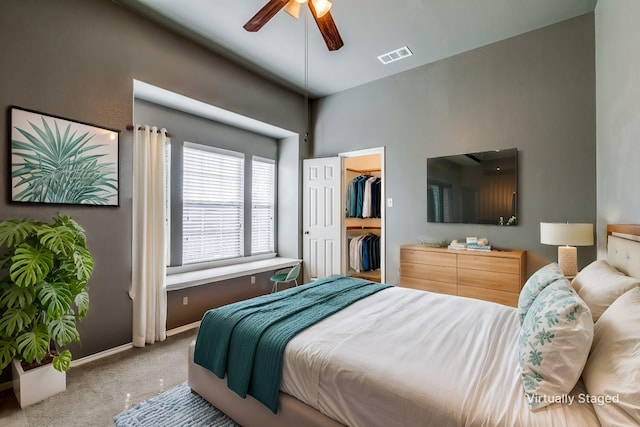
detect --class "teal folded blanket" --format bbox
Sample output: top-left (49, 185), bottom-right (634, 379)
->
top-left (193, 275), bottom-right (391, 413)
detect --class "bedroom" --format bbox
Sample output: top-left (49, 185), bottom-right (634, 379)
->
top-left (0, 0), bottom-right (638, 424)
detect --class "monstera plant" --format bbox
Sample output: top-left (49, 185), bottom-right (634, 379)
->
top-left (0, 214), bottom-right (93, 374)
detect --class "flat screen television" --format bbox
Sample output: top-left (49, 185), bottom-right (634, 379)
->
top-left (427, 148), bottom-right (518, 225)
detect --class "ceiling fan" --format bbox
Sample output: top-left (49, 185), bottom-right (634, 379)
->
top-left (244, 0), bottom-right (344, 51)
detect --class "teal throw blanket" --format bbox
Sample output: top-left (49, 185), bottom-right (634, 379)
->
top-left (193, 275), bottom-right (391, 413)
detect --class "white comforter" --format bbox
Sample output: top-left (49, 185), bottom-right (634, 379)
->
top-left (281, 286), bottom-right (600, 427)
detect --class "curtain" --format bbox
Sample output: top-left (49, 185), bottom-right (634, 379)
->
top-left (131, 125), bottom-right (167, 347)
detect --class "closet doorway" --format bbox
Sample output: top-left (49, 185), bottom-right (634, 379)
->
top-left (340, 147), bottom-right (385, 283)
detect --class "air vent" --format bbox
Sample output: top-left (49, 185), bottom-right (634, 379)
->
top-left (377, 46), bottom-right (413, 65)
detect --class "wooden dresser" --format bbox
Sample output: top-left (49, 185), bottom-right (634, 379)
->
top-left (399, 245), bottom-right (526, 307)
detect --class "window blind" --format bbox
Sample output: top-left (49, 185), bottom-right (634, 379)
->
top-left (182, 142), bottom-right (244, 264)
top-left (251, 157), bottom-right (275, 255)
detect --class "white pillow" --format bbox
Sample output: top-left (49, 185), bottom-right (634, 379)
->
top-left (571, 259), bottom-right (640, 322)
top-left (518, 263), bottom-right (565, 324)
top-left (519, 278), bottom-right (593, 410)
top-left (582, 287), bottom-right (640, 426)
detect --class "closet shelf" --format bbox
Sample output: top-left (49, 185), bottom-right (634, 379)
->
top-left (346, 167), bottom-right (381, 173)
top-left (347, 225), bottom-right (382, 230)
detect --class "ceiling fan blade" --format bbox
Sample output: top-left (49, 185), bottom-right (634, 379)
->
top-left (308, 2), bottom-right (344, 51)
top-left (244, 0), bottom-right (289, 32)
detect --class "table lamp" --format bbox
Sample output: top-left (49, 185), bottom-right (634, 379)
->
top-left (540, 222), bottom-right (594, 277)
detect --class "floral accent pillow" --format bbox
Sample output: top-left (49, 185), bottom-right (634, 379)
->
top-left (519, 278), bottom-right (593, 410)
top-left (518, 263), bottom-right (565, 324)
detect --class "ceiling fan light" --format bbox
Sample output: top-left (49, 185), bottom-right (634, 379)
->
top-left (311, 0), bottom-right (332, 18)
top-left (284, 0), bottom-right (302, 19)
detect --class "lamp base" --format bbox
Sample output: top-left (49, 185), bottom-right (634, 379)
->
top-left (558, 246), bottom-right (578, 277)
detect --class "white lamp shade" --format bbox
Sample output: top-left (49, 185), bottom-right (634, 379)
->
top-left (311, 0), bottom-right (332, 17)
top-left (540, 223), bottom-right (594, 246)
top-left (284, 0), bottom-right (302, 19)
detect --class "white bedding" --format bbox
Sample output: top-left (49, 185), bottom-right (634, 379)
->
top-left (281, 286), bottom-right (600, 427)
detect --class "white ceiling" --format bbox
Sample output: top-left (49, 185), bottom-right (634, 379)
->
top-left (117, 0), bottom-right (597, 98)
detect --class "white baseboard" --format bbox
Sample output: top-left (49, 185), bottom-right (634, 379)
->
top-left (69, 322), bottom-right (199, 366)
top-left (167, 321), bottom-right (200, 336)
top-left (70, 342), bottom-right (133, 368)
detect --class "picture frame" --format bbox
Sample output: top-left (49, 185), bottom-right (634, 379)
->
top-left (10, 106), bottom-right (120, 206)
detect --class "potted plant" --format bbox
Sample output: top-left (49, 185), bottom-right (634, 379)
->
top-left (0, 214), bottom-right (93, 407)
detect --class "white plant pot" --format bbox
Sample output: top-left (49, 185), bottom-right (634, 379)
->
top-left (11, 359), bottom-right (66, 408)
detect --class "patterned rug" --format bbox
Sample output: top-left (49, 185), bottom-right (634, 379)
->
top-left (114, 381), bottom-right (239, 427)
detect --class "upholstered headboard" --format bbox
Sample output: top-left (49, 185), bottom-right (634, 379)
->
top-left (607, 224), bottom-right (640, 280)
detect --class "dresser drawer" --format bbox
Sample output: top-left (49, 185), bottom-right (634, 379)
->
top-left (457, 268), bottom-right (521, 293)
top-left (457, 254), bottom-right (520, 275)
top-left (401, 249), bottom-right (456, 267)
top-left (458, 285), bottom-right (519, 307)
top-left (400, 262), bottom-right (457, 283)
top-left (400, 277), bottom-right (457, 296)
top-left (399, 245), bottom-right (526, 306)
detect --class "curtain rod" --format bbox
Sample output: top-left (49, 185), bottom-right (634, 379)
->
top-left (126, 125), bottom-right (171, 137)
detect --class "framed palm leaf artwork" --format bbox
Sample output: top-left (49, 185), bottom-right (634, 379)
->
top-left (10, 106), bottom-right (119, 206)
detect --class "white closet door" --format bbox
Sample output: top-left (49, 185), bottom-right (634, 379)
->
top-left (303, 157), bottom-right (342, 281)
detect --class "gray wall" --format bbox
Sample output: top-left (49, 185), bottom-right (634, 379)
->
top-left (595, 1), bottom-right (640, 256)
top-left (0, 0), bottom-right (305, 359)
top-left (166, 272), bottom-right (277, 331)
top-left (312, 14), bottom-right (597, 284)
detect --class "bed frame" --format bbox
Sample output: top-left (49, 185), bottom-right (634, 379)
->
top-left (606, 223), bottom-right (640, 238)
top-left (188, 224), bottom-right (640, 427)
top-left (607, 224), bottom-right (640, 279)
top-left (188, 344), bottom-right (343, 427)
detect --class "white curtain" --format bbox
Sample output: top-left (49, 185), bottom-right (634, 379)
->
top-left (131, 125), bottom-right (167, 347)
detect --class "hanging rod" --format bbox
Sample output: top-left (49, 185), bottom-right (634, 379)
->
top-left (126, 125), bottom-right (171, 137)
top-left (346, 168), bottom-right (381, 174)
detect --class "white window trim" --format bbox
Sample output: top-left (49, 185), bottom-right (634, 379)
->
top-left (164, 138), bottom-right (171, 266)
top-left (167, 252), bottom-right (276, 275)
top-left (166, 256), bottom-right (300, 291)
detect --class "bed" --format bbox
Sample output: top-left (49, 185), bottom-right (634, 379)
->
top-left (188, 224), bottom-right (640, 427)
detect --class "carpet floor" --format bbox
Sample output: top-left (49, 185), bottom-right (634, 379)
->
top-left (0, 329), bottom-right (201, 426)
top-left (114, 381), bottom-right (238, 427)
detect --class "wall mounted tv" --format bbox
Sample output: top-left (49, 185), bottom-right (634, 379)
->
top-left (427, 148), bottom-right (518, 225)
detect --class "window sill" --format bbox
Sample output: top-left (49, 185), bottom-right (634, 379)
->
top-left (165, 257), bottom-right (301, 291)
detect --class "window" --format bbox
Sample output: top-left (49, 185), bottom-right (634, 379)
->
top-left (251, 157), bottom-right (275, 254)
top-left (427, 182), bottom-right (452, 223)
top-left (182, 142), bottom-right (244, 264)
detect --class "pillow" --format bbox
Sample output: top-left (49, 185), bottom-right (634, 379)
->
top-left (582, 287), bottom-right (640, 426)
top-left (518, 278), bottom-right (593, 410)
top-left (518, 262), bottom-right (565, 324)
top-left (571, 259), bottom-right (640, 322)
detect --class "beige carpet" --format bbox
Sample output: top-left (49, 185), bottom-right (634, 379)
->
top-left (0, 328), bottom-right (198, 427)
